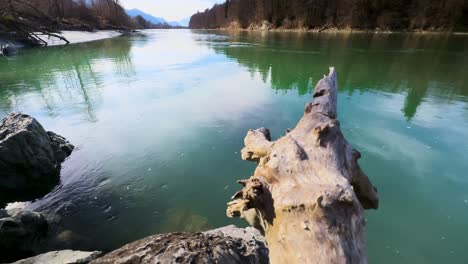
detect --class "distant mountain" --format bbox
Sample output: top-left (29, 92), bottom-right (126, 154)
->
top-left (126, 9), bottom-right (189, 28)
top-left (125, 9), bottom-right (167, 25)
top-left (167, 21), bottom-right (181, 27)
top-left (168, 18), bottom-right (191, 27)
top-left (178, 17), bottom-right (190, 27)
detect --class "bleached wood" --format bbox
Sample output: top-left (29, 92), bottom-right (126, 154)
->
top-left (227, 67), bottom-right (378, 264)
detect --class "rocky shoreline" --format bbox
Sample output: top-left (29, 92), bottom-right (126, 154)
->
top-left (91, 225), bottom-right (268, 264)
top-left (0, 202), bottom-right (268, 263)
top-left (0, 30), bottom-right (126, 56)
top-left (12, 250), bottom-right (102, 264)
top-left (194, 22), bottom-right (467, 34)
top-left (0, 113), bottom-right (74, 208)
top-left (0, 113), bottom-right (75, 262)
top-left (0, 112), bottom-right (269, 263)
top-left (1, 68), bottom-right (376, 263)
top-left (0, 203), bottom-right (269, 263)
top-left (4, 223), bottom-right (268, 264)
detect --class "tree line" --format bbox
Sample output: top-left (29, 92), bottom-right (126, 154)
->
top-left (189, 0), bottom-right (468, 31)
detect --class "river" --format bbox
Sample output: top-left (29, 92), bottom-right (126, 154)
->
top-left (0, 29), bottom-right (467, 263)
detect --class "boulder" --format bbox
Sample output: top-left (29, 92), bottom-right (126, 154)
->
top-left (0, 43), bottom-right (18, 57)
top-left (203, 224), bottom-right (268, 258)
top-left (12, 250), bottom-right (102, 264)
top-left (0, 209), bottom-right (48, 262)
top-left (91, 225), bottom-right (269, 264)
top-left (0, 112), bottom-right (74, 205)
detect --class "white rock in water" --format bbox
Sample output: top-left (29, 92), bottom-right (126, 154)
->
top-left (12, 250), bottom-right (101, 264)
top-left (203, 224), bottom-right (266, 244)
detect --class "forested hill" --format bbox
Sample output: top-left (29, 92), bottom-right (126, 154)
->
top-left (189, 0), bottom-right (468, 32)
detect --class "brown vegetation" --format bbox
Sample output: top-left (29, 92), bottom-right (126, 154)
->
top-left (189, 0), bottom-right (468, 32)
top-left (0, 0), bottom-right (133, 31)
top-left (0, 0), bottom-right (157, 46)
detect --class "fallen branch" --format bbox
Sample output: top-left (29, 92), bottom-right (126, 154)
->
top-left (0, 0), bottom-right (69, 46)
top-left (318, 23), bottom-right (329, 32)
top-left (227, 67), bottom-right (378, 264)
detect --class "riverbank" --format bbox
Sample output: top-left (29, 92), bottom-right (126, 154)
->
top-left (1, 30), bottom-right (467, 264)
top-left (44, 31), bottom-right (124, 46)
top-left (189, 0), bottom-right (467, 34)
top-left (0, 112), bottom-right (268, 263)
top-left (193, 25), bottom-right (468, 35)
top-left (0, 30), bottom-right (126, 53)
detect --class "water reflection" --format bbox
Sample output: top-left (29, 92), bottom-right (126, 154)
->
top-left (0, 36), bottom-right (136, 121)
top-left (0, 30), bottom-right (272, 253)
top-left (204, 31), bottom-right (468, 119)
top-left (0, 30), bottom-right (467, 263)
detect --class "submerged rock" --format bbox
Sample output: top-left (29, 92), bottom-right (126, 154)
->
top-left (12, 250), bottom-right (101, 264)
top-left (0, 43), bottom-right (18, 56)
top-left (0, 112), bottom-right (74, 205)
top-left (92, 225), bottom-right (269, 264)
top-left (0, 209), bottom-right (48, 262)
top-left (159, 207), bottom-right (211, 233)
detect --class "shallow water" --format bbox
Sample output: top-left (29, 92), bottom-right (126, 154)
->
top-left (0, 29), bottom-right (467, 262)
top-left (48, 31), bottom-right (123, 46)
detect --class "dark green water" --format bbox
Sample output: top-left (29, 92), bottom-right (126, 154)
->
top-left (1, 30), bottom-right (467, 263)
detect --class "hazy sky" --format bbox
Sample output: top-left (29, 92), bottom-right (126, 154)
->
top-left (120, 0), bottom-right (223, 21)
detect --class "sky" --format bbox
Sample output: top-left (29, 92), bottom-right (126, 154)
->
top-left (120, 0), bottom-right (223, 22)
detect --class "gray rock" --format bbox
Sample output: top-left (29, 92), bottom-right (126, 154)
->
top-left (12, 250), bottom-right (101, 264)
top-left (0, 209), bottom-right (7, 218)
top-left (0, 209), bottom-right (48, 263)
top-left (0, 112), bottom-right (74, 205)
top-left (203, 224), bottom-right (268, 260)
top-left (92, 225), bottom-right (269, 264)
top-left (0, 43), bottom-right (18, 56)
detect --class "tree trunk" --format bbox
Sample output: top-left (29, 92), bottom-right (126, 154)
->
top-left (227, 67), bottom-right (379, 264)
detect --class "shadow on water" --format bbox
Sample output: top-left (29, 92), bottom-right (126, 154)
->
top-left (0, 36), bottom-right (142, 209)
top-left (0, 173), bottom-right (60, 209)
top-left (0, 36), bottom-right (137, 121)
top-left (204, 31), bottom-right (468, 120)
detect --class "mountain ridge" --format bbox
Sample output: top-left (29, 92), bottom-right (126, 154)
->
top-left (125, 8), bottom-right (166, 25)
top-left (125, 8), bottom-right (189, 27)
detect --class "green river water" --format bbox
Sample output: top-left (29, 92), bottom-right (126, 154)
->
top-left (0, 30), bottom-right (467, 263)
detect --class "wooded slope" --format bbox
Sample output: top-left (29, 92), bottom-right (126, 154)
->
top-left (189, 0), bottom-right (468, 31)
top-left (0, 0), bottom-right (132, 32)
top-left (0, 0), bottom-right (158, 46)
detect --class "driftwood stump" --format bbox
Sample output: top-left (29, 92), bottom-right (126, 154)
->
top-left (227, 67), bottom-right (378, 264)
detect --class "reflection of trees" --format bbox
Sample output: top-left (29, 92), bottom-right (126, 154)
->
top-left (209, 32), bottom-right (468, 119)
top-left (0, 36), bottom-right (136, 121)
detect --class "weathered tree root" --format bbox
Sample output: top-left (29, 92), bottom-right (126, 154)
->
top-left (227, 67), bottom-right (378, 264)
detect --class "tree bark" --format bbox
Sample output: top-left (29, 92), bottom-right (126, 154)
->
top-left (227, 67), bottom-right (378, 264)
